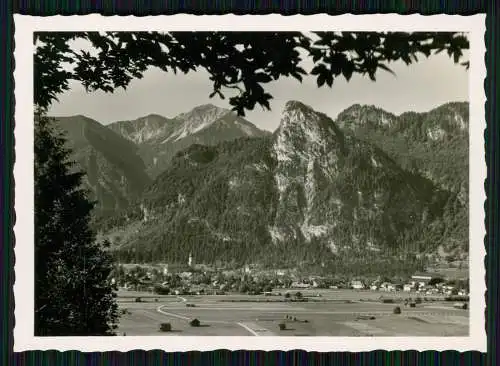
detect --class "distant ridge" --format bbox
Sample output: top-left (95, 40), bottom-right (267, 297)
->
top-left (108, 104), bottom-right (270, 177)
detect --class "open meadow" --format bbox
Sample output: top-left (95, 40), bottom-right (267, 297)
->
top-left (116, 290), bottom-right (469, 337)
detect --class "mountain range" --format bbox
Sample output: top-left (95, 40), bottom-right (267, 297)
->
top-left (51, 101), bottom-right (469, 275)
top-left (108, 104), bottom-right (270, 178)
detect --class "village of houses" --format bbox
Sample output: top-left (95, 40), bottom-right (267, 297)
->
top-left (113, 254), bottom-right (469, 301)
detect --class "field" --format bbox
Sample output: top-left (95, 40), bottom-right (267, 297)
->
top-left (116, 289), bottom-right (469, 336)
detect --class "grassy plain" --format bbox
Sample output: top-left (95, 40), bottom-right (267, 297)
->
top-left (116, 290), bottom-right (468, 337)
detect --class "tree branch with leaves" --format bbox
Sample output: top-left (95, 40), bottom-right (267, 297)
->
top-left (34, 31), bottom-right (469, 115)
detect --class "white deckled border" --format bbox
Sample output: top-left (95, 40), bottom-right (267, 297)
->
top-left (13, 14), bottom-right (487, 352)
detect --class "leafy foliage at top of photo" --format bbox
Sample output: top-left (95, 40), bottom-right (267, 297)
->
top-left (34, 31), bottom-right (469, 115)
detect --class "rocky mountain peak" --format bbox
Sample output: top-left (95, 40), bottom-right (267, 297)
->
top-left (426, 102), bottom-right (469, 132)
top-left (271, 102), bottom-right (351, 244)
top-left (166, 104), bottom-right (232, 142)
top-left (283, 100), bottom-right (313, 112)
top-left (108, 114), bottom-right (176, 145)
top-left (281, 101), bottom-right (331, 128)
top-left (176, 103), bottom-right (230, 121)
top-left (336, 104), bottom-right (397, 130)
top-left (275, 101), bottom-right (344, 162)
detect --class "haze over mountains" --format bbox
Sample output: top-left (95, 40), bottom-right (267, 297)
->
top-left (51, 101), bottom-right (469, 274)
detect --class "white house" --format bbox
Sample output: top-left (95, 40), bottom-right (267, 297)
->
top-left (411, 272), bottom-right (441, 287)
top-left (351, 280), bottom-right (365, 290)
top-left (411, 273), bottom-right (433, 282)
top-left (403, 284), bottom-right (413, 292)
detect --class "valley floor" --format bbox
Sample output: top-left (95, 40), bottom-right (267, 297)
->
top-left (116, 290), bottom-right (469, 337)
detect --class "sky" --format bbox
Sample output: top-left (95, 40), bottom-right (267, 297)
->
top-left (48, 39), bottom-right (469, 133)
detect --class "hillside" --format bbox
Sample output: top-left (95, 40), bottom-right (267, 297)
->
top-left (335, 101), bottom-right (469, 258)
top-left (336, 102), bottom-right (468, 200)
top-left (109, 104), bottom-right (270, 177)
top-left (99, 102), bottom-right (466, 276)
top-left (53, 115), bottom-right (151, 216)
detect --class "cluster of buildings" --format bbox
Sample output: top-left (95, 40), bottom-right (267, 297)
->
top-left (114, 256), bottom-right (469, 298)
top-left (353, 273), bottom-right (469, 297)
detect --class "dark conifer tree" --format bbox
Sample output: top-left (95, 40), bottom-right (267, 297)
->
top-left (34, 112), bottom-right (118, 336)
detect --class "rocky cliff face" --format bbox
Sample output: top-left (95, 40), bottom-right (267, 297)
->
top-left (336, 101), bottom-right (469, 199)
top-left (269, 101), bottom-right (447, 255)
top-left (335, 102), bottom-right (469, 258)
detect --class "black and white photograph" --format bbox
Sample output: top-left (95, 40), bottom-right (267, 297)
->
top-left (14, 15), bottom-right (486, 352)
